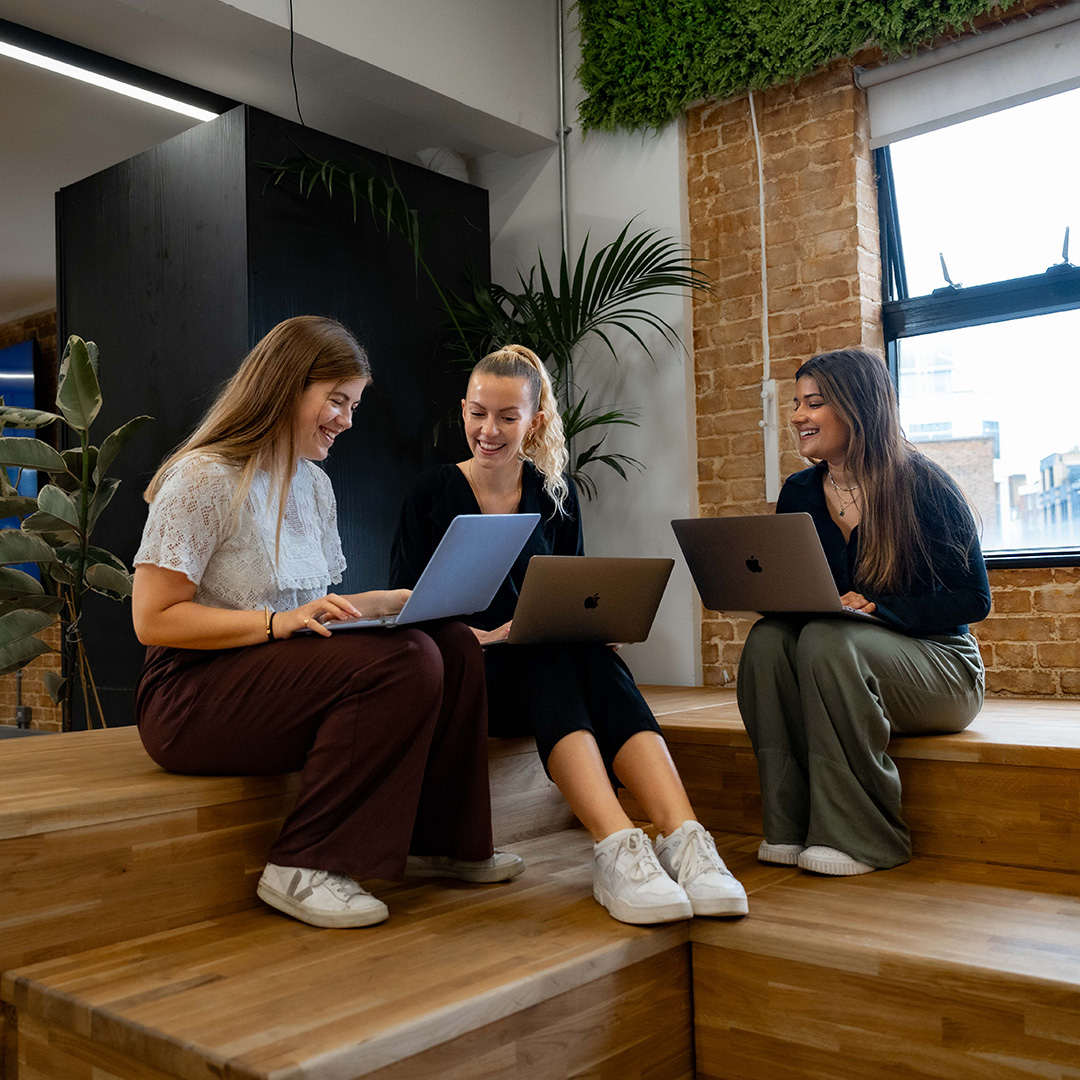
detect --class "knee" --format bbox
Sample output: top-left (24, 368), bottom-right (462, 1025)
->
top-left (379, 629), bottom-right (445, 703)
top-left (741, 618), bottom-right (798, 673)
top-left (794, 621), bottom-right (857, 671)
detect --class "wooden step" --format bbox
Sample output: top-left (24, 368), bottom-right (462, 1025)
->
top-left (0, 726), bottom-right (570, 1076)
top-left (636, 687), bottom-right (1080, 876)
top-left (0, 832), bottom-right (786, 1080)
top-left (691, 855), bottom-right (1080, 1079)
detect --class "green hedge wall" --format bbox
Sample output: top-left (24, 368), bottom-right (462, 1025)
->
top-left (576, 0), bottom-right (1024, 131)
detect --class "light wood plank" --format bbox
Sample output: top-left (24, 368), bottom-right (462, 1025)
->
top-left (693, 857), bottom-right (1080, 1079)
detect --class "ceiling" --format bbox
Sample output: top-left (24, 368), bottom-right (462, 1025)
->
top-left (0, 0), bottom-right (555, 326)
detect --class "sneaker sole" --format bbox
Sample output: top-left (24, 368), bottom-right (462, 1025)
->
top-left (257, 880), bottom-right (389, 928)
top-left (757, 842), bottom-right (804, 866)
top-left (797, 854), bottom-right (875, 876)
top-left (403, 857), bottom-right (526, 884)
top-left (593, 883), bottom-right (693, 925)
top-left (688, 893), bottom-right (749, 917)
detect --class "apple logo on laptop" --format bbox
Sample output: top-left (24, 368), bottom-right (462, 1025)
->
top-left (584, 593), bottom-right (600, 609)
top-left (745, 556), bottom-right (763, 574)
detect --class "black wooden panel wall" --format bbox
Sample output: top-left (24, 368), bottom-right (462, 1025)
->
top-left (56, 105), bottom-right (489, 727)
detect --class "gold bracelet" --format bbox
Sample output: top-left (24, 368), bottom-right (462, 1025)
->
top-left (264, 605), bottom-right (272, 642)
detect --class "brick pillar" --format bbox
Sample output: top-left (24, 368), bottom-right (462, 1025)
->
top-left (687, 58), bottom-right (882, 686)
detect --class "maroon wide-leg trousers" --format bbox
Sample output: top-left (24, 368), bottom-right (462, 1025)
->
top-left (134, 620), bottom-right (493, 882)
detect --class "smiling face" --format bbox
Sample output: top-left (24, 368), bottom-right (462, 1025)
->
top-left (791, 375), bottom-right (850, 465)
top-left (462, 373), bottom-right (542, 471)
top-left (294, 377), bottom-right (367, 461)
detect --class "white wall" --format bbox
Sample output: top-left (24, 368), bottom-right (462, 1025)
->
top-left (472, 6), bottom-right (700, 685)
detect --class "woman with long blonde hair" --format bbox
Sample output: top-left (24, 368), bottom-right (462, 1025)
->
top-left (390, 345), bottom-right (748, 926)
top-left (132, 316), bottom-right (522, 930)
top-left (739, 348), bottom-right (990, 876)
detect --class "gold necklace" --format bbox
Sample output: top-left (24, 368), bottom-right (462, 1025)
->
top-left (468, 459), bottom-right (522, 515)
top-left (827, 470), bottom-right (861, 518)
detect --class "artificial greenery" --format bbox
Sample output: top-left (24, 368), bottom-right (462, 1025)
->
top-left (263, 153), bottom-right (712, 497)
top-left (576, 0), bottom-right (1024, 131)
top-left (0, 336), bottom-right (150, 729)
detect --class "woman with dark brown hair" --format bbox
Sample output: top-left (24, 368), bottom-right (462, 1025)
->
top-left (738, 348), bottom-right (991, 875)
top-left (132, 316), bottom-right (521, 930)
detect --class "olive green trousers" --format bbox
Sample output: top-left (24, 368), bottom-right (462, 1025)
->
top-left (737, 617), bottom-right (984, 868)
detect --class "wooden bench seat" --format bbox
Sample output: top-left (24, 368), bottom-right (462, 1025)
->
top-left (1, 830), bottom-right (782, 1080)
top-left (634, 687), bottom-right (1080, 875)
top-left (692, 855), bottom-right (1080, 1079)
top-left (3, 688), bottom-right (1080, 1079)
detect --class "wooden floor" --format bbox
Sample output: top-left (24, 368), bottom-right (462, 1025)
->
top-left (2, 688), bottom-right (1080, 1079)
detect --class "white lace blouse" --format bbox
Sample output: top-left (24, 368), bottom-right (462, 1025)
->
top-left (134, 453), bottom-right (346, 612)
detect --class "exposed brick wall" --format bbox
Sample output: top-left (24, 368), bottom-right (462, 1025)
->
top-left (687, 57), bottom-right (882, 686)
top-left (687, 0), bottom-right (1080, 696)
top-left (0, 310), bottom-right (62, 731)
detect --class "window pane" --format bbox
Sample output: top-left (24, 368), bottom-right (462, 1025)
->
top-left (890, 88), bottom-right (1080, 297)
top-left (897, 309), bottom-right (1080, 554)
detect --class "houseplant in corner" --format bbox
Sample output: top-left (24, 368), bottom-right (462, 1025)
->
top-left (0, 335), bottom-right (151, 730)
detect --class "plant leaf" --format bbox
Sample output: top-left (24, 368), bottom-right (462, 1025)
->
top-left (0, 437), bottom-right (67, 472)
top-left (0, 608), bottom-right (53, 648)
top-left (0, 635), bottom-right (51, 678)
top-left (88, 477), bottom-right (120, 533)
top-left (43, 670), bottom-right (66, 704)
top-left (57, 336), bottom-right (103, 432)
top-left (0, 566), bottom-right (44, 597)
top-left (37, 485), bottom-right (80, 529)
top-left (0, 496), bottom-right (40, 517)
top-left (0, 529), bottom-right (57, 565)
top-left (21, 512), bottom-right (79, 543)
top-left (0, 406), bottom-right (61, 430)
top-left (85, 562), bottom-right (133, 599)
top-left (0, 595), bottom-right (64, 616)
top-left (94, 415), bottom-right (152, 484)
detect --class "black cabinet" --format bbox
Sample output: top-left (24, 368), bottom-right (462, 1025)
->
top-left (57, 105), bottom-right (489, 726)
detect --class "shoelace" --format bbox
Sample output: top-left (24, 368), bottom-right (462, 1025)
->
top-left (670, 828), bottom-right (732, 882)
top-left (311, 870), bottom-right (369, 901)
top-left (619, 831), bottom-right (668, 884)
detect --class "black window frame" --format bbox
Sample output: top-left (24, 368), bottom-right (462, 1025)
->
top-left (876, 144), bottom-right (1080, 569)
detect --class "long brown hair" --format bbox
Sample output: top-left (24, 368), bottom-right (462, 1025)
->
top-left (795, 348), bottom-right (977, 593)
top-left (145, 316), bottom-right (371, 552)
top-left (470, 345), bottom-right (570, 514)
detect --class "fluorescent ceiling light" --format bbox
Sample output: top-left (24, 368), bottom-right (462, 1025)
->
top-left (0, 39), bottom-right (218, 122)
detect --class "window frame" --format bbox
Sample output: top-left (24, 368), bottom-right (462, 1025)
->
top-left (876, 145), bottom-right (1080, 570)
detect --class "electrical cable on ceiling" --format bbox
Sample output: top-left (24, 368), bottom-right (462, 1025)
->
top-left (289, 0), bottom-right (305, 126)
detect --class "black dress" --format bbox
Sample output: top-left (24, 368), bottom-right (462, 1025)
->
top-left (389, 463), bottom-right (662, 779)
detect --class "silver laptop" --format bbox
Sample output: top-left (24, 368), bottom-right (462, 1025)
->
top-left (327, 513), bottom-right (540, 630)
top-left (498, 556), bottom-right (674, 645)
top-left (671, 514), bottom-right (880, 621)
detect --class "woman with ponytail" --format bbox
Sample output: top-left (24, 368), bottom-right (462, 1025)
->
top-left (390, 345), bottom-right (747, 926)
top-left (739, 348), bottom-right (990, 877)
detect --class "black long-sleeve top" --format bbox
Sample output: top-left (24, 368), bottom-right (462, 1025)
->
top-left (389, 463), bottom-right (583, 631)
top-left (777, 461), bottom-right (991, 637)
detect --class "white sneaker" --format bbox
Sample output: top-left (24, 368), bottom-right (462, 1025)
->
top-left (257, 863), bottom-right (389, 928)
top-left (656, 821), bottom-right (749, 917)
top-left (758, 840), bottom-right (805, 865)
top-left (797, 845), bottom-right (876, 876)
top-left (593, 827), bottom-right (693, 925)
top-left (404, 850), bottom-right (525, 883)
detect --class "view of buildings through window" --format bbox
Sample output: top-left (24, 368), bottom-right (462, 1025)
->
top-left (888, 86), bottom-right (1080, 554)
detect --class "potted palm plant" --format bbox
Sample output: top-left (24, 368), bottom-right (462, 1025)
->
top-left (263, 152), bottom-right (712, 496)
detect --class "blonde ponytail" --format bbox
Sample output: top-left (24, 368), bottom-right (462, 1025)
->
top-left (472, 345), bottom-right (570, 514)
